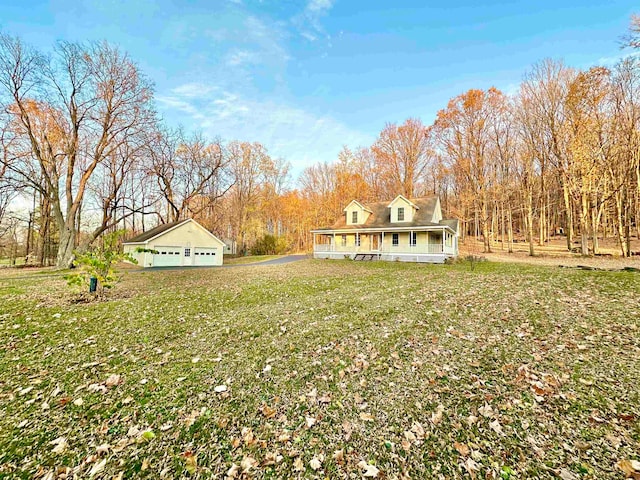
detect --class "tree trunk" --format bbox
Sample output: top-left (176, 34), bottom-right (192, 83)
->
top-left (56, 224), bottom-right (76, 268)
top-left (614, 190), bottom-right (628, 257)
top-left (526, 188), bottom-right (535, 256)
top-left (538, 199), bottom-right (546, 246)
top-left (507, 204), bottom-right (514, 253)
top-left (481, 198), bottom-right (491, 253)
top-left (563, 183), bottom-right (573, 251)
top-left (579, 192), bottom-right (589, 255)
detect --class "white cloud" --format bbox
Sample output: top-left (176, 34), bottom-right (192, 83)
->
top-left (225, 49), bottom-right (259, 67)
top-left (594, 51), bottom-right (638, 67)
top-left (307, 0), bottom-right (334, 13)
top-left (157, 85), bottom-right (371, 173)
top-left (292, 0), bottom-right (335, 43)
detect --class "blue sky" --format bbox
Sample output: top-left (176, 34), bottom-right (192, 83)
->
top-left (0, 0), bottom-right (637, 176)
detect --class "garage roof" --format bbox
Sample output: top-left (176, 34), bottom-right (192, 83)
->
top-left (124, 219), bottom-right (190, 243)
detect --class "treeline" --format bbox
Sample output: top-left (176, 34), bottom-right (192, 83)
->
top-left (0, 34), bottom-right (294, 267)
top-left (1, 18), bottom-right (640, 267)
top-left (299, 21), bottom-right (640, 258)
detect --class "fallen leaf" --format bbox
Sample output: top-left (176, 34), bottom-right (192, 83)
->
top-left (454, 441), bottom-right (470, 457)
top-left (226, 463), bottom-right (239, 479)
top-left (185, 453), bottom-right (197, 475)
top-left (489, 419), bottom-right (504, 436)
top-left (559, 468), bottom-right (578, 480)
top-left (96, 444), bottom-right (110, 455)
top-left (50, 437), bottom-right (68, 454)
top-left (616, 460), bottom-right (640, 479)
top-left (214, 385), bottom-right (228, 393)
top-left (240, 456), bottom-right (257, 473)
top-left (260, 404), bottom-right (277, 418)
top-left (463, 458), bottom-right (479, 479)
top-left (293, 457), bottom-right (304, 472)
top-left (88, 458), bottom-right (106, 478)
top-left (309, 456), bottom-right (322, 471)
top-left (431, 404), bottom-right (444, 425)
top-left (105, 374), bottom-right (122, 387)
top-left (357, 460), bottom-right (380, 477)
top-left (138, 429), bottom-right (155, 442)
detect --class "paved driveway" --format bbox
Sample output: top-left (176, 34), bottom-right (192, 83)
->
top-left (244, 254), bottom-right (307, 266)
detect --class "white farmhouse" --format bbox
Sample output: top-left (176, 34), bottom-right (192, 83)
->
top-left (123, 218), bottom-right (225, 268)
top-left (311, 195), bottom-right (459, 263)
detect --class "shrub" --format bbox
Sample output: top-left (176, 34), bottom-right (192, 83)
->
top-left (251, 234), bottom-right (288, 255)
top-left (65, 230), bottom-right (136, 296)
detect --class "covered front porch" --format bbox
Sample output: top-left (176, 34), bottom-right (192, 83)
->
top-left (311, 228), bottom-right (458, 263)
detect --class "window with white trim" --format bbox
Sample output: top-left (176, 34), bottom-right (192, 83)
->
top-left (397, 207), bottom-right (405, 221)
top-left (341, 235), bottom-right (347, 246)
top-left (410, 232), bottom-right (417, 246)
top-left (352, 211), bottom-right (358, 223)
top-left (355, 233), bottom-right (360, 246)
top-left (184, 248), bottom-right (191, 257)
top-left (392, 233), bottom-right (399, 246)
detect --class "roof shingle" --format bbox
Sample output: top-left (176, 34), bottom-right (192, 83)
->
top-left (321, 196), bottom-right (451, 230)
top-left (124, 219), bottom-right (189, 243)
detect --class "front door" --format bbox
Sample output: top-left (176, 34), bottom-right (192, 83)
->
top-left (371, 234), bottom-right (381, 251)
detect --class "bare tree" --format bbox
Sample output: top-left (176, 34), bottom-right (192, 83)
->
top-left (622, 14), bottom-right (640, 49)
top-left (148, 128), bottom-right (228, 224)
top-left (0, 34), bottom-right (155, 267)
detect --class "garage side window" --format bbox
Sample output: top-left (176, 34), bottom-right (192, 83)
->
top-left (184, 248), bottom-right (191, 257)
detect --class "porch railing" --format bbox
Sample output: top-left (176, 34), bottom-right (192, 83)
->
top-left (427, 244), bottom-right (443, 254)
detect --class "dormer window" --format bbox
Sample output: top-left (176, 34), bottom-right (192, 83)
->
top-left (344, 200), bottom-right (372, 225)
top-left (388, 195), bottom-right (419, 223)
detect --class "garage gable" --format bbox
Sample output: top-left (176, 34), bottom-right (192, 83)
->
top-left (144, 219), bottom-right (224, 250)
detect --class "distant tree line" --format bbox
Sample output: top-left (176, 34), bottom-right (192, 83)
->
top-left (0, 17), bottom-right (639, 266)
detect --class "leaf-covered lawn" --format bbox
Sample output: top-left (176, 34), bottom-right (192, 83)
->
top-left (0, 260), bottom-right (638, 479)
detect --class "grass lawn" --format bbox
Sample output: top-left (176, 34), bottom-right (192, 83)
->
top-left (0, 260), bottom-right (638, 479)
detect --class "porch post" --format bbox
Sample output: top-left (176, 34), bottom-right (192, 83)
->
top-left (313, 233), bottom-right (316, 253)
top-left (333, 233), bottom-right (336, 252)
top-left (442, 229), bottom-right (445, 254)
top-left (381, 232), bottom-right (384, 253)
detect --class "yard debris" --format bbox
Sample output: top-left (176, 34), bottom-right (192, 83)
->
top-left (309, 455), bottom-right (323, 470)
top-left (357, 460), bottom-right (380, 477)
top-left (616, 460), bottom-right (640, 479)
top-left (49, 437), bottom-right (68, 454)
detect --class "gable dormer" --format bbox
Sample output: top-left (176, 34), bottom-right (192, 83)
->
top-left (344, 200), bottom-right (372, 225)
top-left (388, 195), bottom-right (419, 223)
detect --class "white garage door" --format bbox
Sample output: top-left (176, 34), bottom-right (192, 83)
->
top-left (153, 246), bottom-right (182, 267)
top-left (194, 247), bottom-right (218, 266)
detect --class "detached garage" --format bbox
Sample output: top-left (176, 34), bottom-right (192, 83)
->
top-left (123, 219), bottom-right (225, 268)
